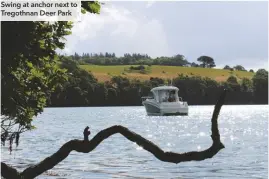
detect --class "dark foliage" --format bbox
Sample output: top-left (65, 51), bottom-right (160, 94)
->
top-left (69, 53), bottom-right (191, 66)
top-left (48, 59), bottom-right (268, 107)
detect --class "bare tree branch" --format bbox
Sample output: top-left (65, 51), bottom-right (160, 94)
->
top-left (1, 90), bottom-right (227, 179)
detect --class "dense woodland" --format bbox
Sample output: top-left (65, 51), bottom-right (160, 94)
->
top-left (48, 57), bottom-right (268, 107)
top-left (66, 52), bottom-right (253, 71)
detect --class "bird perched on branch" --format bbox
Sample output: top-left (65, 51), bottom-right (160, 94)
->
top-left (83, 126), bottom-right (91, 141)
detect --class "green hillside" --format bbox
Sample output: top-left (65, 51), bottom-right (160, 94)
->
top-left (80, 65), bottom-right (254, 82)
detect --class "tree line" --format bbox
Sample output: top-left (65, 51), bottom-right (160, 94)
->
top-left (48, 58), bottom-right (268, 107)
top-left (67, 52), bottom-right (251, 71)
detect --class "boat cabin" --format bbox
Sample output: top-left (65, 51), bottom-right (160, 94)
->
top-left (142, 86), bottom-right (183, 103)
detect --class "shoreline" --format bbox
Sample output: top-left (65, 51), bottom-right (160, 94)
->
top-left (45, 103), bottom-right (268, 108)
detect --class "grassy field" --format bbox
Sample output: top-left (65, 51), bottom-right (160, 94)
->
top-left (80, 65), bottom-right (254, 82)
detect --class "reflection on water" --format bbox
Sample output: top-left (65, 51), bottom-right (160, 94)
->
top-left (1, 105), bottom-right (268, 179)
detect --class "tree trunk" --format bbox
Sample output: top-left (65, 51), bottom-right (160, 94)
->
top-left (1, 90), bottom-right (227, 179)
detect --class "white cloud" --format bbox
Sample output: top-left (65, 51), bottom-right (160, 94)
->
top-left (60, 3), bottom-right (170, 57)
top-left (146, 1), bottom-right (155, 8)
top-left (110, 18), bottom-right (171, 57)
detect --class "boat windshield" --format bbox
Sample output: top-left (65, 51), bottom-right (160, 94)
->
top-left (148, 92), bottom-right (154, 99)
top-left (159, 90), bottom-right (177, 102)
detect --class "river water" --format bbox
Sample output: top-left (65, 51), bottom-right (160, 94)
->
top-left (1, 105), bottom-right (268, 179)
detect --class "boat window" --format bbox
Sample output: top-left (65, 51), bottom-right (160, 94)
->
top-left (157, 90), bottom-right (166, 102)
top-left (158, 90), bottom-right (166, 102)
top-left (148, 92), bottom-right (154, 99)
top-left (168, 90), bottom-right (176, 102)
top-left (158, 90), bottom-right (177, 102)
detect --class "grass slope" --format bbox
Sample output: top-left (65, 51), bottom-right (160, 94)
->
top-left (80, 65), bottom-right (254, 82)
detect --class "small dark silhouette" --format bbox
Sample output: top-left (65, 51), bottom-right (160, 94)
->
top-left (83, 126), bottom-right (91, 141)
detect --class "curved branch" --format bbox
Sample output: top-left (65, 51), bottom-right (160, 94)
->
top-left (1, 90), bottom-right (227, 179)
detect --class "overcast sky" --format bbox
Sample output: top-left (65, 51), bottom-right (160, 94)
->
top-left (61, 1), bottom-right (268, 70)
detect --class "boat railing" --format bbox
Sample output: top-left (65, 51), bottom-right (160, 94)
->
top-left (157, 84), bottom-right (167, 87)
top-left (141, 96), bottom-right (154, 101)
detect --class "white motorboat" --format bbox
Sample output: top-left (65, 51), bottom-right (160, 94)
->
top-left (141, 85), bottom-right (188, 116)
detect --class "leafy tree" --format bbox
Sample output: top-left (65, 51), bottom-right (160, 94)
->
top-left (252, 69), bottom-right (268, 103)
top-left (130, 65), bottom-right (145, 70)
top-left (73, 52), bottom-right (80, 61)
top-left (76, 52), bottom-right (192, 66)
top-left (1, 22), bottom-right (69, 146)
top-left (226, 76), bottom-right (238, 84)
top-left (224, 75), bottom-right (241, 92)
top-left (197, 56), bottom-right (216, 68)
top-left (173, 75), bottom-right (207, 104)
top-left (241, 78), bottom-right (253, 92)
top-left (203, 77), bottom-right (220, 103)
top-left (149, 77), bottom-right (165, 86)
top-left (233, 65), bottom-right (246, 71)
top-left (106, 87), bottom-right (118, 105)
top-left (249, 69), bottom-right (254, 73)
top-left (190, 62), bottom-right (199, 67)
top-left (1, 2), bottom-right (101, 148)
top-left (223, 65), bottom-right (232, 70)
top-left (49, 58), bottom-right (98, 107)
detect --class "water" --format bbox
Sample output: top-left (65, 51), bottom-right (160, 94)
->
top-left (1, 105), bottom-right (268, 179)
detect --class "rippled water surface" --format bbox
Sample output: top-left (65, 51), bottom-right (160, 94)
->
top-left (1, 105), bottom-right (268, 179)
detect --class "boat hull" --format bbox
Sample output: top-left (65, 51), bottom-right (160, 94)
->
top-left (142, 101), bottom-right (188, 116)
